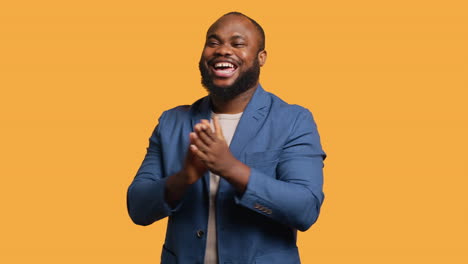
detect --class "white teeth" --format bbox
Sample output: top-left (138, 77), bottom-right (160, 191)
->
top-left (214, 62), bottom-right (234, 68)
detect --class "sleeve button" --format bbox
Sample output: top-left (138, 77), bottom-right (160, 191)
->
top-left (196, 230), bottom-right (204, 238)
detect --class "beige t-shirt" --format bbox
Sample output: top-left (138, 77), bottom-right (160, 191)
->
top-left (204, 112), bottom-right (243, 264)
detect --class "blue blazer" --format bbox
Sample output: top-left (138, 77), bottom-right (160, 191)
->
top-left (127, 85), bottom-right (326, 264)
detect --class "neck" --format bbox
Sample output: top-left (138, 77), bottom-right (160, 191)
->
top-left (210, 84), bottom-right (258, 114)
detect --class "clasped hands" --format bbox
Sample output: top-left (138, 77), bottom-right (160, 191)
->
top-left (166, 116), bottom-right (250, 206)
top-left (181, 116), bottom-right (249, 189)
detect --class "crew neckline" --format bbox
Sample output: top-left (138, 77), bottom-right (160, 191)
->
top-left (211, 111), bottom-right (243, 120)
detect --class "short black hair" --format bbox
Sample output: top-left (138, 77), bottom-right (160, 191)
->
top-left (222, 11), bottom-right (266, 51)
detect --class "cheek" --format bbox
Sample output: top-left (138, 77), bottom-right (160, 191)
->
top-left (201, 49), bottom-right (212, 61)
top-left (237, 50), bottom-right (249, 60)
top-left (236, 49), bottom-right (258, 66)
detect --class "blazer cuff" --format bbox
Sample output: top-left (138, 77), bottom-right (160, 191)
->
top-left (234, 168), bottom-right (276, 218)
top-left (161, 177), bottom-right (185, 215)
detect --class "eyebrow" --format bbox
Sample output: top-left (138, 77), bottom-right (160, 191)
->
top-left (230, 35), bottom-right (245, 41)
top-left (207, 34), bottom-right (221, 40)
top-left (206, 34), bottom-right (246, 41)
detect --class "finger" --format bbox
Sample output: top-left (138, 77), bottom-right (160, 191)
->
top-left (189, 144), bottom-right (197, 152)
top-left (213, 116), bottom-right (224, 139)
top-left (189, 132), bottom-right (209, 152)
top-left (201, 119), bottom-right (214, 132)
top-left (194, 122), bottom-right (214, 144)
top-left (194, 123), bottom-right (207, 133)
top-left (200, 119), bottom-right (215, 139)
top-left (195, 122), bottom-right (214, 138)
top-left (196, 127), bottom-right (213, 146)
top-left (190, 144), bottom-right (209, 161)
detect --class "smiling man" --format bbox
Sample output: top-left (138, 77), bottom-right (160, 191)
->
top-left (127, 12), bottom-right (326, 264)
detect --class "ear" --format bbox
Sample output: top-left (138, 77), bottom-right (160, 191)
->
top-left (258, 50), bottom-right (267, 67)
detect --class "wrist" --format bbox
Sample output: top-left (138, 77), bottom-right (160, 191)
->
top-left (221, 158), bottom-right (244, 180)
top-left (177, 169), bottom-right (196, 185)
top-left (220, 159), bottom-right (250, 194)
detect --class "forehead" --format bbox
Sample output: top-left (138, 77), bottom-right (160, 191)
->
top-left (207, 15), bottom-right (259, 41)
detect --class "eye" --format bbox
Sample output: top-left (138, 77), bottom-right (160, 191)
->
top-left (205, 38), bottom-right (219, 47)
top-left (233, 43), bottom-right (246, 48)
top-left (207, 41), bottom-right (220, 47)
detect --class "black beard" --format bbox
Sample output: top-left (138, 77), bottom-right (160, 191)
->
top-left (199, 58), bottom-right (260, 101)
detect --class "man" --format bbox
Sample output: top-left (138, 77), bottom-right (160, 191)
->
top-left (127, 12), bottom-right (326, 264)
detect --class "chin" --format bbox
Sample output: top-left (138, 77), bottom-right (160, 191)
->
top-left (212, 78), bottom-right (236, 88)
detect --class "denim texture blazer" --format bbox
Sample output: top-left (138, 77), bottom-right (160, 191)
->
top-left (127, 85), bottom-right (326, 264)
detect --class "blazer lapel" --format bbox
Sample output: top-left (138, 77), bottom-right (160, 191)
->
top-left (229, 84), bottom-right (270, 161)
top-left (219, 84), bottom-right (271, 193)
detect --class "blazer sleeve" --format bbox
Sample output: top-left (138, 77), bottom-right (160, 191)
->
top-left (127, 111), bottom-right (179, 226)
top-left (235, 108), bottom-right (326, 231)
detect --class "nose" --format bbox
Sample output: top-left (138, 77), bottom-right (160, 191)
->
top-left (214, 44), bottom-right (233, 56)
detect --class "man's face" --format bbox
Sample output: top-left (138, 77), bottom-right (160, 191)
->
top-left (199, 15), bottom-right (266, 100)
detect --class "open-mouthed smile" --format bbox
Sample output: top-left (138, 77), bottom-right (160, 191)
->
top-left (211, 61), bottom-right (239, 78)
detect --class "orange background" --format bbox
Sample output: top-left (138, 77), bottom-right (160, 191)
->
top-left (1, 1), bottom-right (467, 263)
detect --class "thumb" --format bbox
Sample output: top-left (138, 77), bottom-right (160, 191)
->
top-left (213, 115), bottom-right (224, 139)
